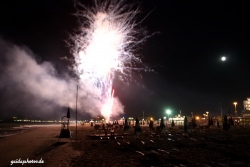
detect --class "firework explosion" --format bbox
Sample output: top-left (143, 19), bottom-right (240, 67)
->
top-left (70, 0), bottom-right (148, 122)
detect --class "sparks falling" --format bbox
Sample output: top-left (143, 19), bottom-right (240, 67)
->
top-left (71, 0), bottom-right (149, 122)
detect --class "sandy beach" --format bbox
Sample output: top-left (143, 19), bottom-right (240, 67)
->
top-left (1, 124), bottom-right (250, 167)
top-left (0, 125), bottom-right (80, 167)
top-left (71, 125), bottom-right (250, 167)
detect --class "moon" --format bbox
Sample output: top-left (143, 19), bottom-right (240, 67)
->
top-left (221, 56), bottom-right (226, 61)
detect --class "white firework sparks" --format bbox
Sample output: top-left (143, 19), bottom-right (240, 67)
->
top-left (70, 0), bottom-right (149, 122)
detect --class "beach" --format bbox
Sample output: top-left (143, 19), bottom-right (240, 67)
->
top-left (1, 124), bottom-right (250, 166)
top-left (0, 124), bottom-right (80, 167)
top-left (71, 125), bottom-right (250, 166)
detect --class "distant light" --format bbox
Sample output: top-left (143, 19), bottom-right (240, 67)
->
top-left (221, 56), bottom-right (226, 61)
top-left (166, 110), bottom-right (171, 114)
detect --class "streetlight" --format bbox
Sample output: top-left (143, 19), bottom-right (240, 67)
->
top-left (166, 110), bottom-right (171, 119)
top-left (166, 110), bottom-right (171, 125)
top-left (234, 102), bottom-right (237, 116)
top-left (206, 111), bottom-right (209, 118)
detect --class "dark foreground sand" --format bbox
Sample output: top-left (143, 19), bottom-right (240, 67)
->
top-left (71, 125), bottom-right (250, 167)
top-left (1, 124), bottom-right (250, 167)
top-left (0, 125), bottom-right (80, 167)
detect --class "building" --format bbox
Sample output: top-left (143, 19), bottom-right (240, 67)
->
top-left (243, 97), bottom-right (250, 117)
top-left (243, 97), bottom-right (250, 110)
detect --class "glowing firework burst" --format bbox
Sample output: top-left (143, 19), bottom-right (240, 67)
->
top-left (70, 0), bottom-right (148, 122)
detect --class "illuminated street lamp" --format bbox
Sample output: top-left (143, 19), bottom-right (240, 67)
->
top-left (206, 111), bottom-right (209, 118)
top-left (166, 109), bottom-right (171, 118)
top-left (234, 102), bottom-right (237, 116)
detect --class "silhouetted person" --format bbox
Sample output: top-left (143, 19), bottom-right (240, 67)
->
top-left (110, 128), bottom-right (114, 137)
top-left (184, 116), bottom-right (188, 132)
top-left (105, 129), bottom-right (107, 136)
top-left (134, 118), bottom-right (142, 135)
top-left (123, 119), bottom-right (130, 132)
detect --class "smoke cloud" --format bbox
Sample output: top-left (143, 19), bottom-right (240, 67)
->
top-left (0, 38), bottom-right (124, 119)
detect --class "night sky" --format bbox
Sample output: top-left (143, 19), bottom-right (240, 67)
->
top-left (1, 0), bottom-right (250, 119)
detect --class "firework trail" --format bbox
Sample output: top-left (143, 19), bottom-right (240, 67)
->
top-left (70, 0), bottom-right (150, 122)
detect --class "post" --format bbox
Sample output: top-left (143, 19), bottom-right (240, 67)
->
top-left (220, 102), bottom-right (222, 118)
top-left (206, 111), bottom-right (209, 118)
top-left (142, 111), bottom-right (144, 125)
top-left (76, 85), bottom-right (78, 141)
top-left (234, 102), bottom-right (237, 117)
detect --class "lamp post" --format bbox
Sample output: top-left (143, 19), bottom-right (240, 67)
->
top-left (75, 85), bottom-right (78, 141)
top-left (234, 102), bottom-right (237, 117)
top-left (203, 114), bottom-right (206, 125)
